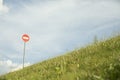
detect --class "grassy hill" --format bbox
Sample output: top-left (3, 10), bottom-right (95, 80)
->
top-left (0, 35), bottom-right (120, 80)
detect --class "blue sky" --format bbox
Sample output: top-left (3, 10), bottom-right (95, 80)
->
top-left (0, 0), bottom-right (120, 75)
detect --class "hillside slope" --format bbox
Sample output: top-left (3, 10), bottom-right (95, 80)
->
top-left (0, 35), bottom-right (120, 80)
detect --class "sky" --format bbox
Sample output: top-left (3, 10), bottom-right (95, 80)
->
top-left (0, 0), bottom-right (120, 75)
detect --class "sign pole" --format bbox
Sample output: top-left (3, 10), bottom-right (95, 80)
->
top-left (23, 42), bottom-right (26, 69)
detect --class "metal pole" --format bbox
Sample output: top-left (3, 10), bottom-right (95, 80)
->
top-left (23, 42), bottom-right (26, 69)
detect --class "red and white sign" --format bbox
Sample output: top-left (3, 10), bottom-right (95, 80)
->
top-left (22, 34), bottom-right (30, 42)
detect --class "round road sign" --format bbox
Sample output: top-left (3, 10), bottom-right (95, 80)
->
top-left (22, 34), bottom-right (30, 42)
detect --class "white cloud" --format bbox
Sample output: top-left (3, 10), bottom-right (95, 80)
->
top-left (0, 0), bottom-right (119, 56)
top-left (0, 60), bottom-right (30, 75)
top-left (0, 0), bottom-right (9, 14)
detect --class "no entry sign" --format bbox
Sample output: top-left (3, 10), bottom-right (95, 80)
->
top-left (22, 34), bottom-right (30, 42)
top-left (22, 34), bottom-right (30, 69)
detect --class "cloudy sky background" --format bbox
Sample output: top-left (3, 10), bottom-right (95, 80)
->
top-left (0, 0), bottom-right (120, 75)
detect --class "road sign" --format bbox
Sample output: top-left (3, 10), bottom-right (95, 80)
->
top-left (22, 34), bottom-right (30, 69)
top-left (22, 34), bottom-right (30, 42)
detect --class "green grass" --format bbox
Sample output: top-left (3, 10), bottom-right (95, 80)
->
top-left (0, 35), bottom-right (120, 80)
